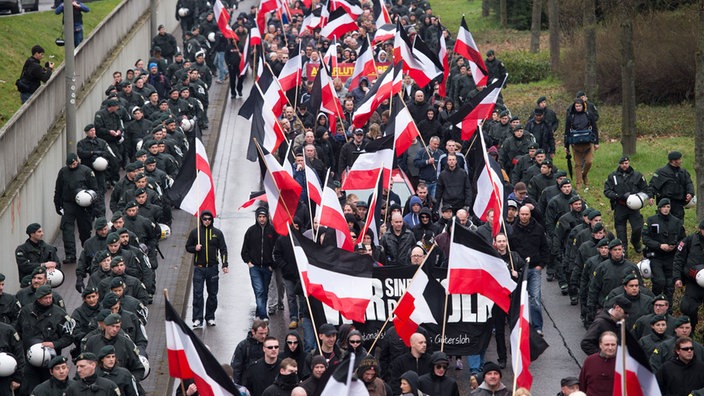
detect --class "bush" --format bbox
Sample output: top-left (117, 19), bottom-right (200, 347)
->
top-left (502, 50), bottom-right (551, 84)
top-left (559, 6), bottom-right (696, 104)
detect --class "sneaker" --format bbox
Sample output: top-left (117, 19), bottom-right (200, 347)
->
top-left (268, 306), bottom-right (277, 315)
top-left (560, 284), bottom-right (569, 296)
top-left (207, 319), bottom-right (216, 327)
top-left (289, 321), bottom-right (298, 329)
top-left (455, 358), bottom-right (463, 370)
top-left (192, 320), bottom-right (203, 329)
top-left (570, 296), bottom-right (579, 306)
top-left (63, 256), bottom-right (77, 265)
top-left (546, 273), bottom-right (555, 282)
top-left (536, 329), bottom-right (544, 337)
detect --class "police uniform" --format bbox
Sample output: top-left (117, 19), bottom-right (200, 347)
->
top-left (83, 314), bottom-right (145, 381)
top-left (97, 346), bottom-right (140, 396)
top-left (76, 219), bottom-right (110, 292)
top-left (649, 151), bottom-right (695, 220)
top-left (641, 198), bottom-right (685, 302)
top-left (94, 100), bottom-right (127, 182)
top-left (587, 239), bottom-right (642, 313)
top-left (77, 124), bottom-right (116, 215)
top-left (603, 156), bottom-right (649, 252)
top-left (71, 288), bottom-right (102, 355)
top-left (673, 222), bottom-right (704, 330)
top-left (53, 153), bottom-right (100, 263)
top-left (0, 321), bottom-right (24, 393)
top-left (122, 201), bottom-right (161, 272)
top-left (15, 223), bottom-right (60, 283)
top-left (100, 293), bottom-right (148, 356)
top-left (65, 352), bottom-right (120, 396)
top-left (97, 257), bottom-right (150, 305)
top-left (16, 285), bottom-right (74, 394)
top-left (30, 356), bottom-right (72, 396)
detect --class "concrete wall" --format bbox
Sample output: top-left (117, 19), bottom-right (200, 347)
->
top-left (0, 0), bottom-right (179, 292)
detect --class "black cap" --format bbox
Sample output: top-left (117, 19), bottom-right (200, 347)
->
top-left (673, 315), bottom-right (690, 328)
top-left (561, 377), bottom-right (579, 387)
top-left (559, 179), bottom-right (571, 187)
top-left (483, 361), bottom-right (502, 376)
top-left (622, 273), bottom-right (638, 285)
top-left (104, 313), bottom-right (122, 326)
top-left (94, 217), bottom-right (108, 230)
top-left (568, 195), bottom-right (581, 205)
top-left (76, 352), bottom-right (98, 362)
top-left (668, 151), bottom-right (682, 161)
top-left (106, 232), bottom-right (120, 244)
top-left (576, 90), bottom-right (586, 97)
top-left (26, 223), bottom-right (41, 235)
top-left (658, 198), bottom-right (671, 208)
top-left (66, 152), bottom-right (79, 166)
top-left (84, 123), bottom-right (95, 132)
top-left (608, 238), bottom-right (623, 249)
top-left (354, 128), bottom-right (365, 135)
top-left (592, 223), bottom-right (605, 233)
top-left (356, 201), bottom-right (368, 208)
top-left (35, 285), bottom-right (52, 298)
top-left (48, 355), bottom-right (68, 369)
top-left (98, 345), bottom-right (116, 360)
top-left (588, 210), bottom-right (602, 220)
top-left (536, 96), bottom-right (547, 104)
top-left (82, 287), bottom-right (99, 298)
top-left (110, 256), bottom-right (124, 267)
top-left (318, 323), bottom-right (338, 335)
top-left (102, 292), bottom-right (119, 308)
top-left (650, 314), bottom-right (667, 325)
top-left (596, 238), bottom-right (610, 248)
top-left (533, 107), bottom-right (544, 115)
top-left (611, 295), bottom-right (632, 313)
top-left (619, 156), bottom-right (630, 163)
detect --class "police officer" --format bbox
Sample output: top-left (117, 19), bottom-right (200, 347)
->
top-left (673, 220), bottom-right (704, 330)
top-left (15, 223), bottom-right (60, 283)
top-left (642, 198), bottom-right (685, 302)
top-left (109, 278), bottom-right (148, 325)
top-left (97, 345), bottom-right (140, 396)
top-left (0, 274), bottom-right (21, 326)
top-left (31, 355), bottom-right (72, 395)
top-left (115, 229), bottom-right (155, 299)
top-left (77, 123), bottom-right (117, 215)
top-left (16, 285), bottom-right (74, 394)
top-left (649, 151), bottom-right (695, 220)
top-left (603, 156), bottom-right (649, 254)
top-left (84, 313), bottom-right (145, 381)
top-left (66, 352), bottom-right (120, 395)
top-left (76, 218), bottom-right (110, 293)
top-left (186, 210), bottom-right (229, 328)
top-left (122, 200), bottom-right (161, 269)
top-left (71, 287), bottom-right (101, 359)
top-left (53, 152), bottom-right (100, 264)
top-left (16, 267), bottom-right (66, 309)
top-left (0, 319), bottom-right (24, 393)
top-left (101, 293), bottom-right (148, 356)
top-left (552, 196), bottom-right (583, 295)
top-left (97, 256), bottom-right (149, 306)
top-left (94, 99), bottom-right (127, 183)
top-left (586, 239), bottom-right (642, 318)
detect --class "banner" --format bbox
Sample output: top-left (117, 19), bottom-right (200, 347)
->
top-left (306, 62), bottom-right (391, 82)
top-left (310, 266), bottom-right (494, 355)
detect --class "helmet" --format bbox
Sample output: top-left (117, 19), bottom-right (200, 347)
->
top-left (626, 192), bottom-right (649, 210)
top-left (686, 196), bottom-right (697, 209)
top-left (139, 355), bottom-right (150, 378)
top-left (178, 7), bottom-right (189, 17)
top-left (208, 32), bottom-right (216, 42)
top-left (26, 344), bottom-right (56, 367)
top-left (136, 139), bottom-right (144, 152)
top-left (181, 118), bottom-right (194, 132)
top-left (159, 224), bottom-right (171, 240)
top-left (0, 353), bottom-right (17, 377)
top-left (637, 259), bottom-right (651, 279)
top-left (75, 190), bottom-right (97, 207)
top-left (92, 157), bottom-right (109, 171)
top-left (696, 269), bottom-right (704, 288)
top-left (46, 268), bottom-right (65, 288)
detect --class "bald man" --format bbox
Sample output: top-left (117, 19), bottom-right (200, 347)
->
top-left (389, 333), bottom-right (432, 394)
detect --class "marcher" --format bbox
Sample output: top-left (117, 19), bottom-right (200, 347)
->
top-left (16, 45), bottom-right (54, 103)
top-left (470, 362), bottom-right (510, 396)
top-left (649, 150), bottom-right (695, 220)
top-left (230, 319), bottom-right (269, 384)
top-left (579, 331), bottom-right (616, 396)
top-left (673, 220), bottom-right (704, 330)
top-left (241, 207), bottom-right (278, 320)
top-left (418, 351), bottom-right (460, 396)
top-left (656, 337), bottom-right (704, 395)
top-left (564, 98), bottom-right (598, 190)
top-left (185, 210), bottom-right (228, 328)
top-left (54, 1), bottom-right (90, 47)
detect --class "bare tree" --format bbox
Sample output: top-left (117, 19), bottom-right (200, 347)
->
top-left (500, 0), bottom-right (507, 28)
top-left (548, 0), bottom-right (560, 73)
top-left (584, 0), bottom-right (598, 98)
top-left (482, 0), bottom-right (490, 17)
top-left (620, 1), bottom-right (636, 155)
top-left (530, 0), bottom-right (542, 53)
top-left (696, 0), bottom-right (704, 218)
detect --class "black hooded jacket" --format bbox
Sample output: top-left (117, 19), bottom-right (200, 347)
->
top-left (185, 210), bottom-right (228, 267)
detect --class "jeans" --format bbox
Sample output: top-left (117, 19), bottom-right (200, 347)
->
top-left (528, 268), bottom-right (544, 330)
top-left (249, 265), bottom-right (272, 319)
top-left (283, 278), bottom-right (299, 321)
top-left (215, 51), bottom-right (228, 81)
top-left (467, 352), bottom-right (486, 375)
top-left (20, 91), bottom-right (32, 103)
top-left (74, 27), bottom-right (84, 47)
top-left (192, 265), bottom-right (220, 322)
top-left (426, 182), bottom-right (437, 200)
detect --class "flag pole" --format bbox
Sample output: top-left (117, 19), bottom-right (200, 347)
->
top-left (314, 169), bottom-right (332, 242)
top-left (265, 61), bottom-right (295, 109)
top-left (253, 138), bottom-right (296, 223)
top-left (620, 319), bottom-right (627, 396)
top-left (293, 43), bottom-right (301, 112)
top-left (440, 218), bottom-right (455, 352)
top-left (400, 96), bottom-right (435, 170)
top-left (357, 164), bottom-right (384, 244)
top-left (164, 288), bottom-right (188, 394)
top-left (367, 244), bottom-right (436, 353)
top-left (288, 224), bottom-right (323, 354)
top-left (368, 35), bottom-right (379, 79)
top-left (511, 325), bottom-right (522, 394)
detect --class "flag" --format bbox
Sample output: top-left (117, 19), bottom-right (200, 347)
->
top-left (319, 353), bottom-right (368, 396)
top-left (261, 149), bottom-right (302, 236)
top-left (447, 76), bottom-right (505, 140)
top-left (305, 164), bottom-right (323, 205)
top-left (386, 96), bottom-right (420, 156)
top-left (393, 264), bottom-right (445, 346)
top-left (238, 29), bottom-right (252, 77)
top-left (250, 26), bottom-right (262, 46)
top-left (438, 32), bottom-right (449, 98)
top-left (257, 0), bottom-right (280, 32)
top-left (260, 66), bottom-right (289, 117)
top-left (468, 129), bottom-right (504, 236)
top-left (340, 134), bottom-right (394, 190)
top-left (448, 222), bottom-right (516, 312)
top-left (454, 16), bottom-right (488, 87)
top-left (290, 229), bottom-right (374, 322)
top-left (317, 185), bottom-right (354, 251)
top-left (613, 328), bottom-right (662, 396)
top-left (239, 78), bottom-right (286, 161)
top-left (214, 0), bottom-right (237, 40)
top-left (300, 5), bottom-right (325, 34)
top-left (371, 0), bottom-right (391, 27)
top-left (278, 50), bottom-right (302, 91)
top-left (320, 7), bottom-right (359, 40)
top-left (330, 0), bottom-right (362, 19)
top-left (509, 265), bottom-right (533, 390)
top-left (323, 38), bottom-right (339, 72)
top-left (372, 23), bottom-right (395, 45)
top-left (238, 192), bottom-right (267, 211)
top-left (347, 39), bottom-right (376, 91)
top-left (308, 63), bottom-right (344, 133)
top-left (165, 298), bottom-right (241, 396)
top-left (411, 35), bottom-right (443, 85)
top-left (393, 22), bottom-right (440, 88)
top-left (352, 64), bottom-right (399, 129)
top-left (166, 135), bottom-right (217, 217)
top-left (358, 169), bottom-right (383, 245)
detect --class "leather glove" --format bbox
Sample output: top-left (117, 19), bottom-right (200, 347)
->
top-left (55, 205), bottom-right (64, 216)
top-left (75, 279), bottom-right (84, 293)
top-left (622, 192), bottom-right (630, 200)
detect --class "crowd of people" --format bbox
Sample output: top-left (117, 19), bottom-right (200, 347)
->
top-left (9, 0), bottom-right (703, 394)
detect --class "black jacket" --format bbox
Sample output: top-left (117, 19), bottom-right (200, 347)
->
top-left (18, 56), bottom-right (52, 94)
top-left (241, 220), bottom-right (278, 267)
top-left (510, 218), bottom-right (549, 268)
top-left (186, 212), bottom-right (228, 268)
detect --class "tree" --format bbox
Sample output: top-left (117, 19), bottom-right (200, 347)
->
top-left (500, 0), bottom-right (508, 28)
top-left (548, 0), bottom-right (560, 74)
top-left (696, 0), bottom-right (704, 218)
top-left (584, 0), bottom-right (598, 98)
top-left (530, 0), bottom-right (542, 53)
top-left (620, 1), bottom-right (636, 155)
top-left (482, 0), bottom-right (490, 17)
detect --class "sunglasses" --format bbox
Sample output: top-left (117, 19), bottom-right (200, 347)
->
top-left (202, 218), bottom-right (213, 221)
top-left (680, 347), bottom-right (694, 351)
top-left (349, 340), bottom-right (362, 344)
top-left (287, 341), bottom-right (299, 345)
top-left (434, 364), bottom-right (448, 369)
top-left (265, 345), bottom-right (280, 350)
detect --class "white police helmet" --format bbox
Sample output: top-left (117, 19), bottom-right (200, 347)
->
top-left (178, 7), bottom-right (189, 17)
top-left (626, 192), bottom-right (649, 210)
top-left (159, 224), bottom-right (171, 240)
top-left (0, 353), bottom-right (17, 377)
top-left (637, 259), bottom-right (651, 279)
top-left (46, 268), bottom-right (65, 288)
top-left (208, 32), bottom-right (216, 42)
top-left (26, 344), bottom-right (56, 368)
top-left (92, 157), bottom-right (109, 171)
top-left (686, 196), bottom-right (697, 209)
top-left (140, 355), bottom-right (150, 378)
top-left (75, 190), bottom-right (97, 207)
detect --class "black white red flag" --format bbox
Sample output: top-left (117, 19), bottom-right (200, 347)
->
top-left (447, 75), bottom-right (505, 140)
top-left (261, 149), bottom-right (301, 236)
top-left (467, 128), bottom-right (504, 236)
top-left (340, 134), bottom-right (394, 191)
top-left (166, 134), bottom-right (217, 217)
top-left (392, 264), bottom-right (445, 346)
top-left (613, 327), bottom-right (661, 396)
top-left (454, 15), bottom-right (488, 87)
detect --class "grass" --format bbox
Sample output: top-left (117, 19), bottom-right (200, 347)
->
top-left (0, 0), bottom-right (121, 127)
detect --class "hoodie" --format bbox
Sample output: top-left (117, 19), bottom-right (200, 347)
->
top-left (185, 210), bottom-right (228, 267)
